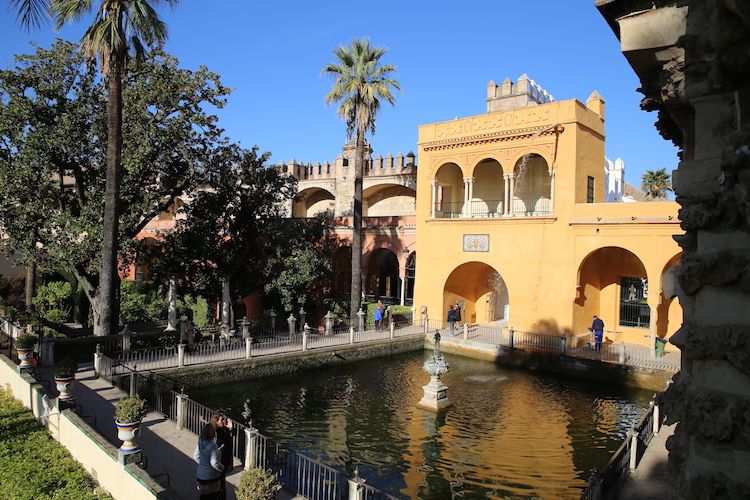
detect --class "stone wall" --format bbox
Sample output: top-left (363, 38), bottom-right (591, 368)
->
top-left (156, 336), bottom-right (673, 392)
top-left (597, 0), bottom-right (750, 496)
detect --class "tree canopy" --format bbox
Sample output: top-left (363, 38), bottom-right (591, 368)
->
top-left (322, 37), bottom-right (400, 320)
top-left (144, 150), bottom-right (336, 313)
top-left (641, 168), bottom-right (673, 200)
top-left (0, 41), bottom-right (231, 330)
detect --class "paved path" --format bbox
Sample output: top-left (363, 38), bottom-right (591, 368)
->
top-left (615, 423), bottom-right (675, 499)
top-left (35, 363), bottom-right (304, 500)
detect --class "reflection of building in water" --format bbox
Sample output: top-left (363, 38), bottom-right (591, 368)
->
top-left (414, 75), bottom-right (681, 348)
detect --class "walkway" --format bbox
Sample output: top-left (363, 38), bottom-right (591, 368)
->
top-left (33, 363), bottom-right (304, 500)
top-left (614, 423), bottom-right (675, 499)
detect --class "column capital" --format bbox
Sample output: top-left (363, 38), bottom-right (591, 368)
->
top-left (430, 179), bottom-right (439, 186)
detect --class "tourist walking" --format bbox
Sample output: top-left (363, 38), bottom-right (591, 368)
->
top-left (210, 414), bottom-right (236, 500)
top-left (590, 315), bottom-right (604, 351)
top-left (447, 305), bottom-right (458, 336)
top-left (193, 423), bottom-right (224, 499)
top-left (374, 300), bottom-right (384, 331)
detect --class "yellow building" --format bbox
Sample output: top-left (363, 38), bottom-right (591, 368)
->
top-left (414, 75), bottom-right (681, 348)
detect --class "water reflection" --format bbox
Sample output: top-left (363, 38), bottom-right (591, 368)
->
top-left (190, 351), bottom-right (652, 499)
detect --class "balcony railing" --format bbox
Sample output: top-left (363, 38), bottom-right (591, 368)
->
top-left (433, 197), bottom-right (552, 218)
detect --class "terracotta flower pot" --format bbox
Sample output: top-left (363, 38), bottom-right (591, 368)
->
top-left (55, 376), bottom-right (75, 400)
top-left (116, 420), bottom-right (142, 453)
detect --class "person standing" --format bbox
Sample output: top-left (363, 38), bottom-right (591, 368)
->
top-left (447, 304), bottom-right (457, 337)
top-left (193, 423), bottom-right (223, 499)
top-left (454, 301), bottom-right (462, 326)
top-left (591, 315), bottom-right (604, 351)
top-left (179, 315), bottom-right (191, 353)
top-left (210, 414), bottom-right (236, 500)
top-left (374, 300), bottom-right (384, 331)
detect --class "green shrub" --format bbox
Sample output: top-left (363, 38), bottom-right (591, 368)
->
top-left (236, 466), bottom-right (281, 500)
top-left (177, 294), bottom-right (211, 327)
top-left (53, 358), bottom-right (78, 378)
top-left (114, 395), bottom-right (148, 424)
top-left (0, 388), bottom-right (111, 499)
top-left (119, 281), bottom-right (168, 324)
top-left (15, 333), bottom-right (38, 349)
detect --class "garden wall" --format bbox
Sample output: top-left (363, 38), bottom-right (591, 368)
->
top-left (0, 355), bottom-right (173, 500)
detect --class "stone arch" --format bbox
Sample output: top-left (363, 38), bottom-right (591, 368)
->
top-left (443, 262), bottom-right (509, 324)
top-left (363, 184), bottom-right (416, 216)
top-left (434, 162), bottom-right (464, 218)
top-left (365, 248), bottom-right (400, 303)
top-left (575, 246), bottom-right (649, 343)
top-left (658, 253), bottom-right (683, 339)
top-left (293, 188), bottom-right (335, 217)
top-left (331, 246), bottom-right (351, 302)
top-left (512, 153), bottom-right (551, 215)
top-left (470, 158), bottom-right (506, 216)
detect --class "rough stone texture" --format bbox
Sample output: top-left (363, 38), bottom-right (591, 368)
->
top-left (597, 0), bottom-right (750, 497)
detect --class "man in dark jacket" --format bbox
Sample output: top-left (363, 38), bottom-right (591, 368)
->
top-left (590, 316), bottom-right (604, 351)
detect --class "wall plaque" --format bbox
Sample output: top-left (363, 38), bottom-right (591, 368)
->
top-left (463, 234), bottom-right (489, 252)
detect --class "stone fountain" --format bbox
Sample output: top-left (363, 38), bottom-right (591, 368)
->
top-left (417, 330), bottom-right (451, 411)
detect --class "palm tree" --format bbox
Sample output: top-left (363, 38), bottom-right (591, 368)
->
top-left (322, 37), bottom-right (400, 321)
top-left (9, 0), bottom-right (179, 335)
top-left (641, 168), bottom-right (673, 200)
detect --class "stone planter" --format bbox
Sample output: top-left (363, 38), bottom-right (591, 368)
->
top-left (115, 420), bottom-right (142, 454)
top-left (54, 376), bottom-right (75, 400)
top-left (16, 347), bottom-right (35, 368)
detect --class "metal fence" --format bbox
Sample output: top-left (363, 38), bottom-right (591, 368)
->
top-left (98, 356), bottom-right (399, 500)
top-left (579, 401), bottom-right (663, 500)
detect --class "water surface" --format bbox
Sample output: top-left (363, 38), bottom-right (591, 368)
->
top-left (191, 351), bottom-right (652, 499)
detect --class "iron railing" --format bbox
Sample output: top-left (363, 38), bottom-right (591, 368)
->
top-left (578, 401), bottom-right (663, 500)
top-left (98, 357), bottom-right (399, 500)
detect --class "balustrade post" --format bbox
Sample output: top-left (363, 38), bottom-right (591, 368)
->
top-left (299, 307), bottom-right (307, 330)
top-left (244, 426), bottom-right (259, 470)
top-left (121, 325), bottom-right (132, 353)
top-left (423, 314), bottom-right (429, 334)
top-left (350, 327), bottom-right (354, 345)
top-left (653, 403), bottom-right (661, 435)
top-left (356, 308), bottom-right (365, 332)
top-left (302, 329), bottom-right (308, 351)
top-left (629, 430), bottom-right (639, 470)
top-left (270, 309), bottom-right (277, 333)
top-left (178, 343), bottom-right (185, 368)
top-left (588, 474), bottom-right (603, 500)
top-left (463, 323), bottom-right (468, 339)
top-left (287, 313), bottom-right (296, 336)
top-left (176, 392), bottom-right (188, 430)
top-left (411, 306), bottom-right (416, 325)
top-left (390, 321), bottom-right (395, 339)
top-left (325, 311), bottom-right (334, 335)
top-left (560, 335), bottom-right (566, 356)
top-left (245, 338), bottom-right (252, 359)
top-left (619, 342), bottom-right (626, 364)
top-left (509, 328), bottom-right (515, 349)
top-left (129, 369), bottom-right (136, 397)
top-left (93, 344), bottom-right (102, 377)
top-left (348, 470), bottom-right (366, 500)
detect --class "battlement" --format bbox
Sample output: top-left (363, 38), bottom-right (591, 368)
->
top-left (486, 74), bottom-right (555, 113)
top-left (278, 147), bottom-right (417, 181)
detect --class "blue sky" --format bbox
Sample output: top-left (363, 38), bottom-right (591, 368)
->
top-left (1, 0), bottom-right (680, 190)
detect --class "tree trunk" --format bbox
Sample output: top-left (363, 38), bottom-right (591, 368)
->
top-left (25, 261), bottom-right (36, 311)
top-left (98, 61), bottom-right (123, 336)
top-left (349, 131), bottom-right (364, 321)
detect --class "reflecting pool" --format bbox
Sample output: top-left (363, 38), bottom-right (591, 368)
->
top-left (190, 350), bottom-right (652, 499)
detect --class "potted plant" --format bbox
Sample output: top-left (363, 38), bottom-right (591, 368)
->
top-left (114, 394), bottom-right (148, 454)
top-left (53, 358), bottom-right (78, 400)
top-left (15, 333), bottom-right (38, 368)
top-left (236, 466), bottom-right (281, 500)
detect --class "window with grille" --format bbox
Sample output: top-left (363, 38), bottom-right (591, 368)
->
top-left (619, 277), bottom-right (650, 328)
top-left (587, 176), bottom-right (595, 203)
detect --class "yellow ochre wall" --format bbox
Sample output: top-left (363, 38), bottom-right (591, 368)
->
top-left (414, 96), bottom-right (681, 347)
